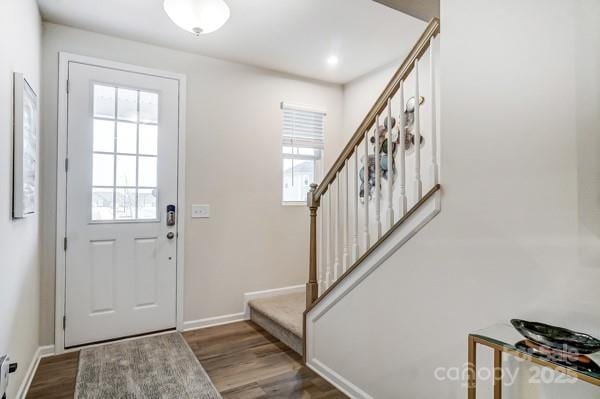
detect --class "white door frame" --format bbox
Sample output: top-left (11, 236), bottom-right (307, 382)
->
top-left (55, 52), bottom-right (187, 354)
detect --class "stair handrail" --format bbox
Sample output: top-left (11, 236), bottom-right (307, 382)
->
top-left (314, 17), bottom-right (440, 201)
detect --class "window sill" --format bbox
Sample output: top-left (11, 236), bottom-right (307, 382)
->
top-left (282, 201), bottom-right (306, 207)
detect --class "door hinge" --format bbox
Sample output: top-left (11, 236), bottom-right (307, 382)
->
top-left (64, 158), bottom-right (69, 172)
top-left (63, 316), bottom-right (66, 330)
top-left (66, 79), bottom-right (70, 93)
top-left (64, 237), bottom-right (68, 251)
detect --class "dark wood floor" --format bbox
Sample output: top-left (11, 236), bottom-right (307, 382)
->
top-left (27, 321), bottom-right (346, 398)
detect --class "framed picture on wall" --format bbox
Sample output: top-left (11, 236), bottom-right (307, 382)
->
top-left (13, 72), bottom-right (38, 218)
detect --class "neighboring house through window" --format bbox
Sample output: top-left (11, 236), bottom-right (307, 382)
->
top-left (281, 102), bottom-right (325, 204)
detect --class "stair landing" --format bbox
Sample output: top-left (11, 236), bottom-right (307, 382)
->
top-left (248, 292), bottom-right (305, 354)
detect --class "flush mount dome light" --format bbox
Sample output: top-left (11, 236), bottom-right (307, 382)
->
top-left (164, 0), bottom-right (230, 36)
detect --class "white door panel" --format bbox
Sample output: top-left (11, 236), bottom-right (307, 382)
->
top-left (65, 62), bottom-right (179, 347)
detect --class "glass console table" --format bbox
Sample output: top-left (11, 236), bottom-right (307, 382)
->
top-left (468, 324), bottom-right (600, 399)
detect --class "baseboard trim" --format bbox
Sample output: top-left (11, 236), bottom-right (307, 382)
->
top-left (243, 284), bottom-right (305, 318)
top-left (16, 345), bottom-right (55, 399)
top-left (38, 345), bottom-right (55, 358)
top-left (182, 313), bottom-right (246, 331)
top-left (182, 284), bottom-right (305, 332)
top-left (307, 358), bottom-right (374, 399)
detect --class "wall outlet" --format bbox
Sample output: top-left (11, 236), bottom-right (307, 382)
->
top-left (191, 204), bottom-right (210, 218)
top-left (0, 355), bottom-right (9, 399)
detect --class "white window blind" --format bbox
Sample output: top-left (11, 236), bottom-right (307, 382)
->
top-left (281, 103), bottom-right (325, 203)
top-left (281, 103), bottom-right (325, 149)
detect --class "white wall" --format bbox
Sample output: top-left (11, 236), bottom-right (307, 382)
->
top-left (0, 0), bottom-right (42, 396)
top-left (342, 61), bottom-right (400, 137)
top-left (308, 0), bottom-right (600, 398)
top-left (574, 0), bottom-right (600, 313)
top-left (40, 23), bottom-right (344, 344)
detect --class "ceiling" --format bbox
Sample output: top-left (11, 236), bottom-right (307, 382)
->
top-left (37, 0), bottom-right (425, 84)
top-left (373, 0), bottom-right (439, 22)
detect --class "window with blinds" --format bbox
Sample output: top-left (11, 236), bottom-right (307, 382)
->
top-left (281, 102), bottom-right (325, 203)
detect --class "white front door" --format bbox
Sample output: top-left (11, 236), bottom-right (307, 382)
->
top-left (64, 61), bottom-right (180, 347)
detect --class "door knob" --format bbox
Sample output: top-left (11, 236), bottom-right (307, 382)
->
top-left (166, 232), bottom-right (175, 240)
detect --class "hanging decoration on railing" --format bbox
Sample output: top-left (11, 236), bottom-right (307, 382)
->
top-left (359, 154), bottom-right (375, 201)
top-left (359, 96), bottom-right (425, 203)
top-left (405, 96), bottom-right (426, 148)
top-left (379, 117), bottom-right (397, 181)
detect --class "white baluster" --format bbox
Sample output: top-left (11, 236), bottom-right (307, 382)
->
top-left (343, 161), bottom-right (350, 272)
top-left (333, 175), bottom-right (340, 281)
top-left (414, 59), bottom-right (423, 202)
top-left (325, 189), bottom-right (332, 289)
top-left (398, 81), bottom-right (408, 216)
top-left (352, 148), bottom-right (359, 261)
top-left (386, 98), bottom-right (394, 229)
top-left (363, 132), bottom-right (370, 250)
top-left (317, 204), bottom-right (323, 294)
top-left (429, 37), bottom-right (439, 185)
top-left (374, 118), bottom-right (382, 239)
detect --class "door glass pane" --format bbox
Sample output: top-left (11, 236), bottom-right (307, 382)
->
top-left (117, 122), bottom-right (137, 154)
top-left (93, 154), bottom-right (114, 186)
top-left (116, 155), bottom-right (137, 187)
top-left (117, 88), bottom-right (138, 122)
top-left (115, 188), bottom-right (136, 220)
top-left (93, 119), bottom-right (115, 152)
top-left (90, 84), bottom-right (161, 222)
top-left (138, 124), bottom-right (158, 155)
top-left (138, 156), bottom-right (157, 187)
top-left (93, 85), bottom-right (115, 119)
top-left (92, 188), bottom-right (114, 220)
top-left (139, 91), bottom-right (158, 123)
top-left (137, 188), bottom-right (157, 219)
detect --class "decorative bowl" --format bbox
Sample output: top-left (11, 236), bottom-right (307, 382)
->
top-left (515, 340), bottom-right (600, 375)
top-left (511, 319), bottom-right (600, 355)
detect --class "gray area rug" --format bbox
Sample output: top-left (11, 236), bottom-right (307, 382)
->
top-left (75, 333), bottom-right (222, 399)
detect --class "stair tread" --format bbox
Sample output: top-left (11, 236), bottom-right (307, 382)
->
top-left (248, 292), bottom-right (305, 338)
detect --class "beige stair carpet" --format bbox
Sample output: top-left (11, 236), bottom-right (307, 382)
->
top-left (75, 333), bottom-right (222, 399)
top-left (248, 292), bottom-right (306, 354)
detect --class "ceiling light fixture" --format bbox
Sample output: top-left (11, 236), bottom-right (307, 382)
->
top-left (164, 0), bottom-right (230, 36)
top-left (326, 55), bottom-right (340, 67)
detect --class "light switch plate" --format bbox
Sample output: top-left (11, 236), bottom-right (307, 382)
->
top-left (191, 204), bottom-right (210, 218)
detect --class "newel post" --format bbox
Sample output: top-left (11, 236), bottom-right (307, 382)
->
top-left (306, 183), bottom-right (320, 308)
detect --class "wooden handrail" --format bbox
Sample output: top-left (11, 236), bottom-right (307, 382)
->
top-left (314, 17), bottom-right (440, 201)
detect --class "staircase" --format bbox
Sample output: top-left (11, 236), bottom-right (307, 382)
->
top-left (251, 17), bottom-right (440, 381)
